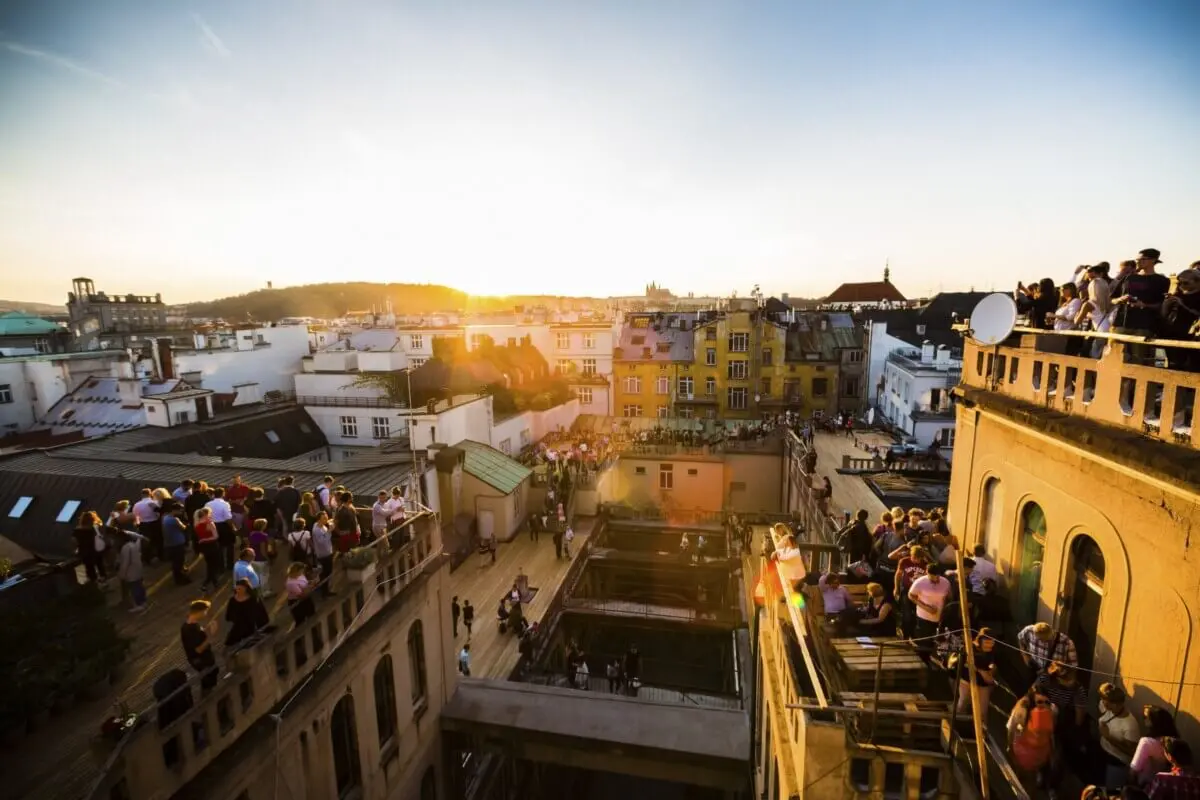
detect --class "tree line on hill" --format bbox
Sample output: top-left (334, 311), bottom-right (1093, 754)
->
top-left (180, 282), bottom-right (608, 321)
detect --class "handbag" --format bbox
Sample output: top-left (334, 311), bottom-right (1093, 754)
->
top-left (93, 525), bottom-right (107, 552)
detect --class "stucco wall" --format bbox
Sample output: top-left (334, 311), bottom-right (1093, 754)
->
top-left (174, 325), bottom-right (309, 396)
top-left (725, 453), bottom-right (783, 513)
top-left (950, 404), bottom-right (1200, 741)
top-left (461, 471), bottom-right (529, 541)
top-left (489, 399), bottom-right (580, 453)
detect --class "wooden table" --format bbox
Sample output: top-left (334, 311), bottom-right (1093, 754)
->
top-left (829, 636), bottom-right (929, 691)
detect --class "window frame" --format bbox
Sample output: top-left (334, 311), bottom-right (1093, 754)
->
top-left (371, 416), bottom-right (390, 440)
top-left (8, 496), bottom-right (34, 519)
top-left (727, 360), bottom-right (748, 380)
top-left (581, 358), bottom-right (597, 375)
top-left (340, 415), bottom-right (359, 439)
top-left (678, 376), bottom-right (694, 396)
top-left (56, 499), bottom-right (82, 524)
top-left (408, 621), bottom-right (428, 708)
top-left (659, 463), bottom-right (674, 490)
top-left (0, 383), bottom-right (13, 404)
top-left (373, 655), bottom-right (399, 752)
top-left (727, 387), bottom-right (748, 410)
top-left (728, 332), bottom-right (749, 352)
top-left (582, 333), bottom-right (595, 350)
top-left (577, 387), bottom-right (593, 405)
top-left (556, 332), bottom-right (571, 350)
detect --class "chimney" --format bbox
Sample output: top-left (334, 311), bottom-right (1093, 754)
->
top-left (935, 345), bottom-right (951, 365)
top-left (921, 340), bottom-right (935, 363)
top-left (819, 317), bottom-right (828, 331)
top-left (158, 339), bottom-right (175, 380)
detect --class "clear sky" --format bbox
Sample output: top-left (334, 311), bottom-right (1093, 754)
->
top-left (1, 0), bottom-right (1198, 304)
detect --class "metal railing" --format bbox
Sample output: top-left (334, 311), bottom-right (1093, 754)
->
top-left (295, 394), bottom-right (408, 409)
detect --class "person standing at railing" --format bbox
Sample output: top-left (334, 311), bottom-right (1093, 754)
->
top-left (1161, 267), bottom-right (1200, 372)
top-left (1112, 248), bottom-right (1171, 365)
top-left (371, 491), bottom-right (392, 543)
top-left (312, 513), bottom-right (335, 597)
top-left (1076, 263), bottom-right (1113, 358)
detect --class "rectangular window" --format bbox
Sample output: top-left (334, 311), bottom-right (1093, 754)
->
top-left (0, 384), bottom-right (14, 403)
top-left (409, 357), bottom-right (426, 368)
top-left (705, 348), bottom-right (717, 366)
top-left (705, 328), bottom-right (716, 341)
top-left (728, 332), bottom-right (749, 352)
top-left (520, 429), bottom-right (531, 446)
top-left (678, 376), bottom-right (694, 396)
top-left (264, 430), bottom-right (280, 444)
top-left (657, 405), bottom-right (669, 418)
top-left (848, 350), bottom-right (864, 363)
top-left (762, 348), bottom-right (773, 366)
top-left (577, 387), bottom-right (593, 405)
top-left (56, 500), bottom-right (82, 524)
top-left (622, 405), bottom-right (643, 418)
top-left (340, 415), bottom-right (359, 438)
top-left (843, 378), bottom-right (860, 397)
top-left (556, 333), bottom-right (570, 349)
top-left (582, 333), bottom-right (595, 349)
top-left (174, 410), bottom-right (190, 425)
top-left (659, 463), bottom-right (674, 490)
top-left (634, 466), bottom-right (647, 475)
top-left (679, 407), bottom-right (694, 419)
top-left (728, 387), bottom-right (748, 410)
top-left (371, 417), bottom-right (390, 439)
top-left (409, 334), bottom-right (424, 350)
top-left (581, 358), bottom-right (597, 375)
top-left (557, 359), bottom-right (573, 375)
top-left (656, 376), bottom-right (670, 395)
top-left (499, 438), bottom-right (512, 455)
top-left (812, 378), bottom-right (828, 397)
top-left (760, 377), bottom-right (771, 396)
top-left (623, 376), bottom-right (641, 393)
top-left (705, 376), bottom-right (716, 396)
top-left (727, 360), bottom-right (748, 380)
top-left (8, 496), bottom-right (33, 519)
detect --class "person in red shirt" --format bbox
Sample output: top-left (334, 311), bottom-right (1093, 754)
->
top-left (193, 506), bottom-right (223, 592)
top-left (225, 474), bottom-right (252, 534)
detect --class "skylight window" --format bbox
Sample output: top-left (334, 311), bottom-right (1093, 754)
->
top-left (264, 430), bottom-right (281, 444)
top-left (56, 500), bottom-right (82, 524)
top-left (8, 496), bottom-right (33, 519)
top-left (299, 423), bottom-right (312, 434)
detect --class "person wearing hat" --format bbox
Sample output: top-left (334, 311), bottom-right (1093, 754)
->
top-left (1097, 683), bottom-right (1141, 790)
top-left (1017, 622), bottom-right (1077, 687)
top-left (1112, 248), bottom-right (1171, 364)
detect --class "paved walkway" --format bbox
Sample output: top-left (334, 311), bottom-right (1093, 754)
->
top-left (810, 430), bottom-right (891, 519)
top-left (449, 517), bottom-right (595, 680)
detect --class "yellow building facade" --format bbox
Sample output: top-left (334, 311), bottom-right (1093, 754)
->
top-left (682, 310), bottom-right (791, 421)
top-left (950, 331), bottom-right (1200, 741)
top-left (612, 312), bottom-right (694, 419)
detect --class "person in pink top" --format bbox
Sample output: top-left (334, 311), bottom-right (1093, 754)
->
top-left (285, 562), bottom-right (316, 626)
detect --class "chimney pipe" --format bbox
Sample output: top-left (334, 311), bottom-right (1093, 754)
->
top-left (157, 338), bottom-right (175, 381)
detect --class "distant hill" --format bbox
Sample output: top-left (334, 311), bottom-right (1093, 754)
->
top-left (181, 282), bottom-right (610, 321)
top-left (0, 299), bottom-right (66, 316)
top-left (182, 282), bottom-right (470, 321)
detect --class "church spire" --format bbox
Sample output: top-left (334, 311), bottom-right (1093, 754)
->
top-left (883, 259), bottom-right (891, 284)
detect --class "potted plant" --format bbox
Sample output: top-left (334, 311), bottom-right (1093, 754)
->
top-left (342, 546), bottom-right (379, 583)
top-left (0, 558), bottom-right (12, 583)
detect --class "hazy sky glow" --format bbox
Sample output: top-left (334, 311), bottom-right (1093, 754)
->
top-left (1, 0), bottom-right (1198, 304)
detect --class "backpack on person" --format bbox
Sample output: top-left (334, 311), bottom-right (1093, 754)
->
top-left (313, 486), bottom-right (327, 511)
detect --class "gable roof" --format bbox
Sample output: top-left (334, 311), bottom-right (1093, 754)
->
top-left (824, 281), bottom-right (907, 304)
top-left (454, 439), bottom-right (532, 494)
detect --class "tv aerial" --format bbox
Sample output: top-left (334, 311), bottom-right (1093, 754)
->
top-left (967, 293), bottom-right (1017, 346)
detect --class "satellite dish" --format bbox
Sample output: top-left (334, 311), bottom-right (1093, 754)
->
top-left (968, 293), bottom-right (1018, 346)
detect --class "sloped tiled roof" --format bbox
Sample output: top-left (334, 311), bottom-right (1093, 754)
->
top-left (824, 281), bottom-right (907, 304)
top-left (454, 439), bottom-right (532, 494)
top-left (616, 312), bottom-right (697, 362)
top-left (41, 377), bottom-right (144, 436)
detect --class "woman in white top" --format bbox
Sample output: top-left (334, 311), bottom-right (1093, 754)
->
top-left (1053, 283), bottom-right (1083, 331)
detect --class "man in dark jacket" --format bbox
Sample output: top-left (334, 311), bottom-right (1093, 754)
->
top-left (839, 509), bottom-right (874, 565)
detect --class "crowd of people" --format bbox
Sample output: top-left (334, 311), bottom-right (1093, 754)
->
top-left (1015, 248), bottom-right (1200, 371)
top-left (770, 496), bottom-right (1197, 799)
top-left (69, 473), bottom-right (421, 699)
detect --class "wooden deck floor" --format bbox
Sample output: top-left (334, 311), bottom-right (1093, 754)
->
top-left (448, 516), bottom-right (595, 679)
top-left (811, 430), bottom-right (891, 519)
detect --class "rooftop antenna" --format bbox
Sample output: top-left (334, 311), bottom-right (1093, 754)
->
top-left (966, 293), bottom-right (1018, 391)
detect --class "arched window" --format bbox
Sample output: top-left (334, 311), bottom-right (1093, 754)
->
top-left (979, 478), bottom-right (1003, 557)
top-left (420, 767), bottom-right (437, 800)
top-left (408, 621), bottom-right (428, 706)
top-left (1015, 503), bottom-right (1047, 630)
top-left (1066, 535), bottom-right (1105, 672)
top-left (330, 694), bottom-right (362, 798)
top-left (373, 655), bottom-right (398, 748)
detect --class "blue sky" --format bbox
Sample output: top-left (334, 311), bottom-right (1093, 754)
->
top-left (1, 0), bottom-right (1198, 304)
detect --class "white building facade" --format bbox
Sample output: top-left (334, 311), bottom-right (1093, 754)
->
top-left (173, 324), bottom-right (310, 403)
top-left (877, 342), bottom-right (960, 457)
